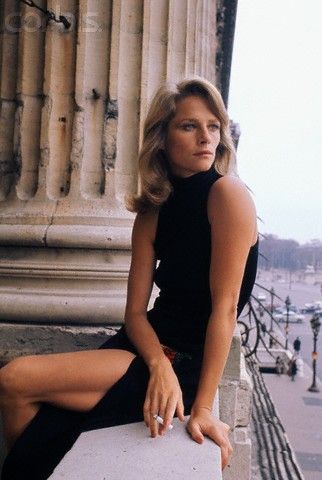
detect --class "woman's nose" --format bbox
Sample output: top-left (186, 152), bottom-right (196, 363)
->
top-left (198, 127), bottom-right (211, 143)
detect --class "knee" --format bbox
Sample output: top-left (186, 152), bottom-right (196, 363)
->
top-left (0, 356), bottom-right (36, 398)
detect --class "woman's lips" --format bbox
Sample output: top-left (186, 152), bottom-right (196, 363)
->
top-left (193, 151), bottom-right (213, 156)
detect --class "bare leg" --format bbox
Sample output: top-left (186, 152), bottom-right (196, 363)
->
top-left (0, 349), bottom-right (135, 450)
top-left (0, 398), bottom-right (40, 452)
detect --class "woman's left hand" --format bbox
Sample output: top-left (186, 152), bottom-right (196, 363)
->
top-left (186, 406), bottom-right (233, 470)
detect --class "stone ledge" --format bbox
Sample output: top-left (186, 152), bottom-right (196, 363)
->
top-left (236, 355), bottom-right (253, 427)
top-left (224, 428), bottom-right (251, 480)
top-left (220, 328), bottom-right (252, 480)
top-left (222, 330), bottom-right (241, 380)
top-left (48, 418), bottom-right (222, 480)
top-left (0, 324), bottom-right (117, 366)
top-left (47, 381), bottom-right (221, 479)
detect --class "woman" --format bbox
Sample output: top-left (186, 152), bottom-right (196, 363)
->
top-left (0, 77), bottom-right (258, 478)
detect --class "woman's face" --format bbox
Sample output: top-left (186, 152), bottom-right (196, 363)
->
top-left (165, 95), bottom-right (221, 178)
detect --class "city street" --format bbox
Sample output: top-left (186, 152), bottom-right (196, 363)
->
top-left (253, 277), bottom-right (322, 478)
top-left (254, 279), bottom-right (322, 382)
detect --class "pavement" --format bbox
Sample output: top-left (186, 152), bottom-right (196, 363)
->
top-left (263, 360), bottom-right (322, 480)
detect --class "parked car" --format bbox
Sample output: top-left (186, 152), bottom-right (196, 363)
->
top-left (273, 306), bottom-right (284, 314)
top-left (300, 301), bottom-right (322, 314)
top-left (289, 304), bottom-right (299, 313)
top-left (273, 310), bottom-right (305, 324)
top-left (300, 303), bottom-right (316, 314)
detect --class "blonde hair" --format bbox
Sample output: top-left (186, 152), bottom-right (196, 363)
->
top-left (127, 76), bottom-right (236, 213)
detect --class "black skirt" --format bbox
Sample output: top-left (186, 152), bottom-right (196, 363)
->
top-left (1, 327), bottom-right (202, 480)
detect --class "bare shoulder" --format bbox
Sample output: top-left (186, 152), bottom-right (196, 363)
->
top-left (208, 175), bottom-right (257, 243)
top-left (208, 175), bottom-right (256, 218)
top-left (209, 175), bottom-right (254, 204)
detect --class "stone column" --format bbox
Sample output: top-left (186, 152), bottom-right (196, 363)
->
top-left (0, 0), bottom-right (218, 326)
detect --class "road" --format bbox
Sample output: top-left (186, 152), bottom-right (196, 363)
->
top-left (254, 279), bottom-right (322, 382)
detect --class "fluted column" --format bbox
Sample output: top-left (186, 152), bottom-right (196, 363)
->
top-left (0, 0), bottom-right (219, 322)
top-left (15, 0), bottom-right (46, 201)
top-left (0, 0), bottom-right (19, 200)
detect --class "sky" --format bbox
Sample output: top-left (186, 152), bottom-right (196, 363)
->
top-left (228, 0), bottom-right (322, 245)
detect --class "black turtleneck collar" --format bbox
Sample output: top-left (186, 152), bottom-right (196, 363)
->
top-left (168, 165), bottom-right (219, 189)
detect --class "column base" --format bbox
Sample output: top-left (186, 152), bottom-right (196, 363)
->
top-left (0, 245), bottom-right (134, 325)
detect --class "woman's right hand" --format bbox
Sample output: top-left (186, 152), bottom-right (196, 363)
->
top-left (143, 356), bottom-right (185, 437)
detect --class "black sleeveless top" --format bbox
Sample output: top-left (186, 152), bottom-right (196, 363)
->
top-left (147, 166), bottom-right (258, 353)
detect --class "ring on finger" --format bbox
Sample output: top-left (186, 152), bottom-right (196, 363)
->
top-left (152, 414), bottom-right (163, 424)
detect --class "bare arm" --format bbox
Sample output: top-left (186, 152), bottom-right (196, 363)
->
top-left (124, 211), bottom-right (163, 366)
top-left (187, 176), bottom-right (257, 467)
top-left (124, 211), bottom-right (184, 436)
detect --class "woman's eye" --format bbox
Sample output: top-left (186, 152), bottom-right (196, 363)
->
top-left (180, 123), bottom-right (220, 131)
top-left (181, 123), bottom-right (196, 131)
top-left (209, 124), bottom-right (220, 131)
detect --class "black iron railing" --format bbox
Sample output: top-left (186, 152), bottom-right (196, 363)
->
top-left (238, 283), bottom-right (288, 359)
